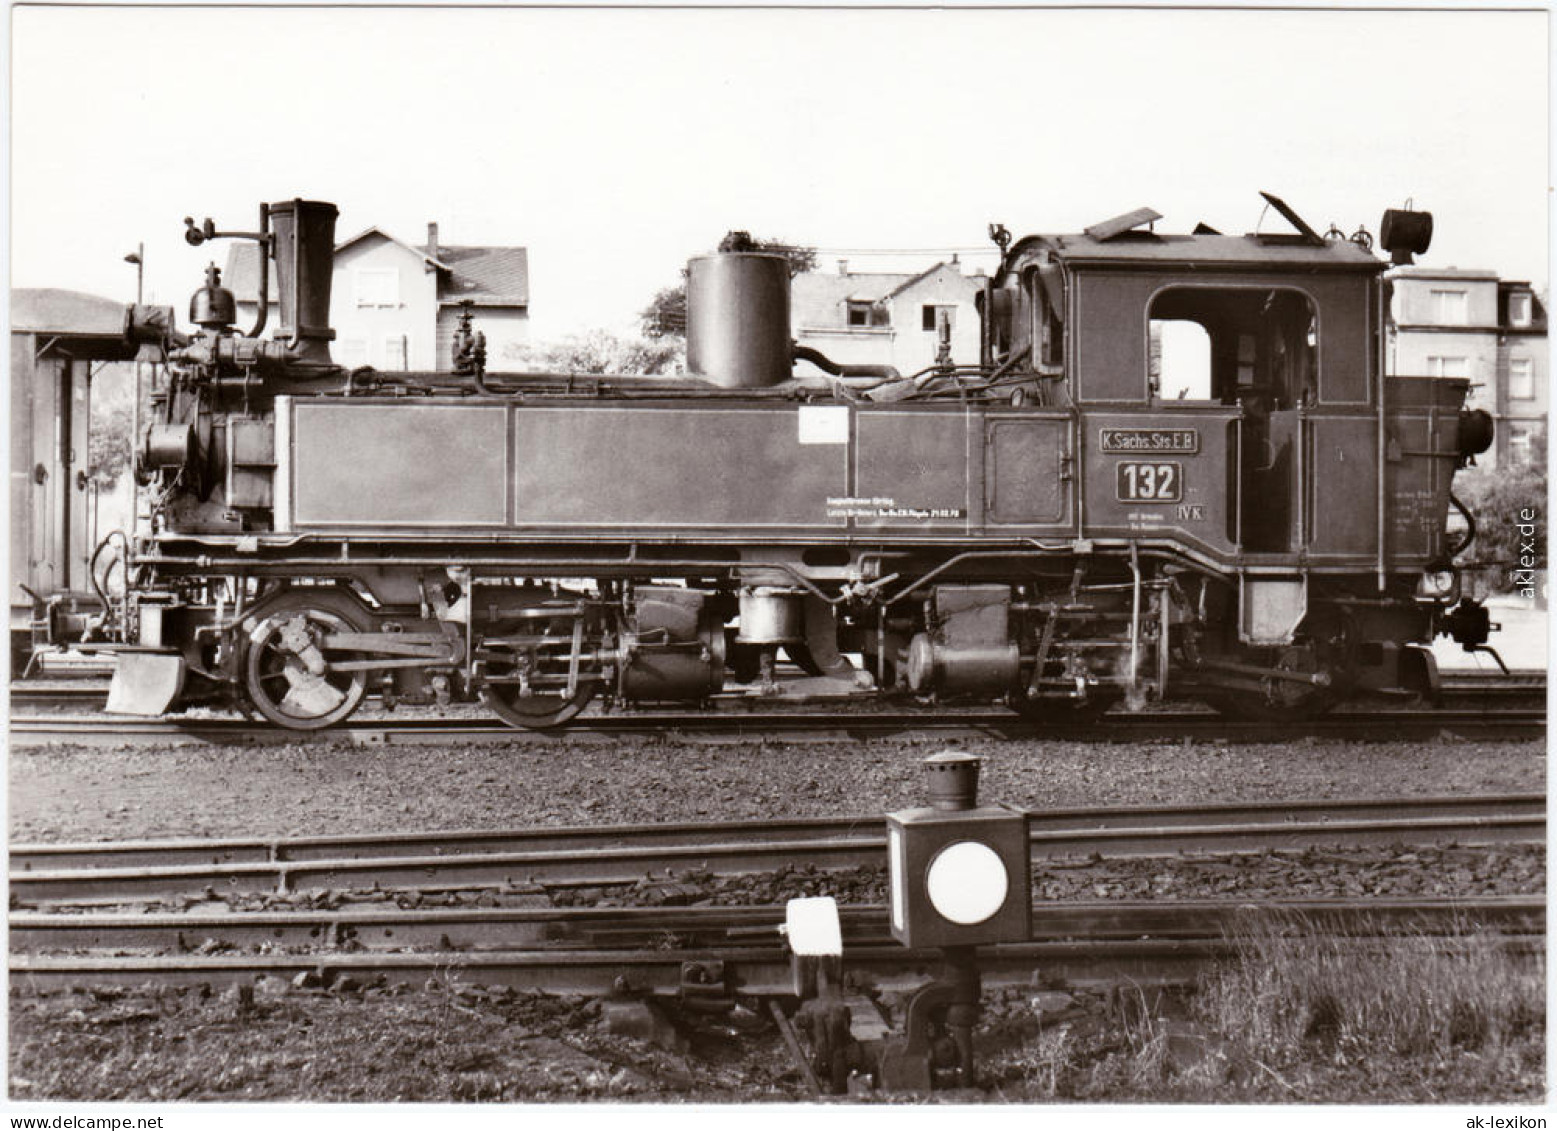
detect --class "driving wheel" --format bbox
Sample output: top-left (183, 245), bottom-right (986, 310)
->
top-left (477, 606), bottom-right (598, 729)
top-left (242, 590), bottom-right (372, 730)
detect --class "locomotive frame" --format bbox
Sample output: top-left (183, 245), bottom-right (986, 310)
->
top-left (29, 193), bottom-right (1496, 730)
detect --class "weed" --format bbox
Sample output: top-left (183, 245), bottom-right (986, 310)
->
top-left (1195, 912), bottom-right (1544, 1092)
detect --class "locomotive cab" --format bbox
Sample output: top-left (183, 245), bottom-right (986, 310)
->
top-left (985, 201), bottom-right (1480, 713)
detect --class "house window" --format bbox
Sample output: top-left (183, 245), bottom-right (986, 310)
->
top-left (385, 336), bottom-right (409, 371)
top-left (337, 338), bottom-right (368, 368)
top-left (1430, 289), bottom-right (1468, 325)
top-left (1426, 356), bottom-right (1469, 379)
top-left (1509, 357), bottom-right (1534, 399)
top-left (355, 268), bottom-right (400, 308)
top-left (846, 300), bottom-right (886, 329)
top-left (1509, 292), bottom-right (1533, 327)
top-left (921, 305), bottom-right (955, 333)
top-left (1508, 424), bottom-right (1534, 465)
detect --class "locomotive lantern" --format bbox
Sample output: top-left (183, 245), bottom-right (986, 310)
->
top-left (886, 752), bottom-right (1030, 949)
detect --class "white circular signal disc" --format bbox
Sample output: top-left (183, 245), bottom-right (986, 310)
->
top-left (925, 840), bottom-right (1009, 925)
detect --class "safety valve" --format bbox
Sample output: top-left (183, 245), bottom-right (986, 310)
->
top-left (886, 751), bottom-right (1030, 949)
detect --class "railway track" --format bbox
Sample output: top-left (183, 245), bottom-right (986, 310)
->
top-left (12, 798), bottom-right (1543, 998)
top-left (11, 793), bottom-right (1543, 905)
top-left (13, 670), bottom-right (1541, 712)
top-left (10, 896), bottom-right (1543, 996)
top-left (4, 701), bottom-right (1545, 746)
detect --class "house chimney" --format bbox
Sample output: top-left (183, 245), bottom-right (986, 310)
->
top-left (427, 222), bottom-right (439, 259)
top-left (837, 258), bottom-right (849, 275)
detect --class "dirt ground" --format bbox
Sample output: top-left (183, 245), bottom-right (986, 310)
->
top-left (10, 978), bottom-right (1544, 1104)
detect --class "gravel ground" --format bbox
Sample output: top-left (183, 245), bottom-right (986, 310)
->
top-left (7, 730), bottom-right (1545, 1105)
top-left (7, 732), bottom-right (1545, 844)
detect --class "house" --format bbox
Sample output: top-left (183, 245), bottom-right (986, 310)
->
top-left (226, 223), bottom-right (528, 372)
top-left (791, 259), bottom-right (984, 377)
top-left (1387, 266), bottom-right (1547, 467)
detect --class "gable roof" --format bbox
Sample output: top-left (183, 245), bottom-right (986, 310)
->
top-left (882, 261), bottom-right (954, 301)
top-left (338, 225), bottom-right (449, 271)
top-left (792, 271), bottom-right (919, 310)
top-left (223, 243), bottom-right (280, 304)
top-left (222, 231), bottom-right (529, 308)
top-left (423, 244), bottom-right (529, 307)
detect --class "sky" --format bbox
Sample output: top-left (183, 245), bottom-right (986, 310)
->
top-left (8, 4), bottom-right (1551, 343)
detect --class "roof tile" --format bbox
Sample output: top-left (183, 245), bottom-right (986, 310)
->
top-left (423, 244), bottom-right (529, 307)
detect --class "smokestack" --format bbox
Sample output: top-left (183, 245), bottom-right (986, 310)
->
top-left (837, 259), bottom-right (849, 275)
top-left (267, 199), bottom-right (338, 364)
top-left (427, 222), bottom-right (439, 260)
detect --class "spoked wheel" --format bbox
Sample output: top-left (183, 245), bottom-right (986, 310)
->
top-left (242, 590), bottom-right (372, 731)
top-left (477, 606), bottom-right (599, 730)
top-left (481, 680), bottom-right (597, 729)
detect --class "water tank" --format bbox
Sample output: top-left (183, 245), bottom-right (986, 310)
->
top-left (687, 252), bottom-right (791, 388)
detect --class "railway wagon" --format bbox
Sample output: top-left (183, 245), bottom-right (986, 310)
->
top-left (86, 194), bottom-right (1492, 728)
top-left (9, 289), bottom-right (158, 676)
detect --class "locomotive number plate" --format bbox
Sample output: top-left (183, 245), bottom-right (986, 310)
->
top-left (1116, 461), bottom-right (1183, 502)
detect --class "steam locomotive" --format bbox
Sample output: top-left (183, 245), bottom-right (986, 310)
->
top-left (40, 193), bottom-right (1495, 730)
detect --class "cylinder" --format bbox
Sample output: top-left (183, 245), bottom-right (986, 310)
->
top-left (621, 610), bottom-right (726, 700)
top-left (621, 590), bottom-right (726, 700)
top-left (143, 423), bottom-right (195, 473)
top-left (621, 649), bottom-right (724, 701)
top-left (268, 199), bottom-right (339, 362)
top-left (736, 588), bottom-right (805, 644)
top-left (905, 635), bottom-right (1021, 696)
top-left (687, 252), bottom-right (791, 388)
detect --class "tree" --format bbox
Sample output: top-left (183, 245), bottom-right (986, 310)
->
top-left (505, 330), bottom-right (684, 376)
top-left (87, 363), bottom-right (150, 488)
top-left (640, 234), bottom-right (817, 339)
top-left (1454, 423), bottom-right (1547, 594)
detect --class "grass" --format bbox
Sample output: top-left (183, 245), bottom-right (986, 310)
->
top-left (1193, 916), bottom-right (1545, 1096)
top-left (984, 916), bottom-right (1545, 1102)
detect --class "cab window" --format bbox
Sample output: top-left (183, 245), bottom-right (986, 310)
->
top-left (1147, 287), bottom-right (1318, 409)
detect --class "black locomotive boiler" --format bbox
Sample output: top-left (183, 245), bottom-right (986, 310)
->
top-left (92, 194), bottom-right (1492, 730)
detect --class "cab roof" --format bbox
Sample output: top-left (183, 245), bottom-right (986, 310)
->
top-left (1027, 230), bottom-right (1384, 272)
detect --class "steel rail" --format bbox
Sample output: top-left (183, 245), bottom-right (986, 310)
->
top-left (10, 896), bottom-right (1543, 955)
top-left (10, 899), bottom-right (1544, 997)
top-left (10, 797), bottom-right (1544, 905)
top-left (10, 792), bottom-right (1545, 872)
top-left (5, 705), bottom-right (1545, 746)
top-left (12, 671), bottom-right (1541, 714)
